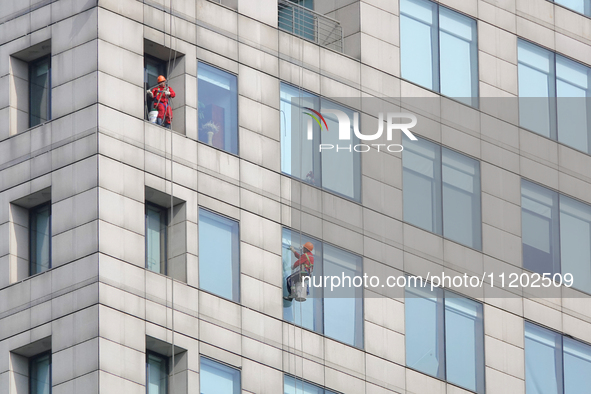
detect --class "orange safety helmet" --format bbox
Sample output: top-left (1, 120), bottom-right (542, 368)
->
top-left (157, 75), bottom-right (166, 83)
top-left (303, 242), bottom-right (314, 253)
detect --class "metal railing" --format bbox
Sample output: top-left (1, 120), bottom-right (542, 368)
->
top-left (278, 0), bottom-right (344, 53)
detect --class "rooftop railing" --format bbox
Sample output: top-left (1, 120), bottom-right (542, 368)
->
top-left (278, 0), bottom-right (344, 53)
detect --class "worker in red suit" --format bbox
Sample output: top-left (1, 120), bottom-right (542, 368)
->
top-left (284, 242), bottom-right (315, 301)
top-left (291, 242), bottom-right (314, 274)
top-left (147, 75), bottom-right (176, 128)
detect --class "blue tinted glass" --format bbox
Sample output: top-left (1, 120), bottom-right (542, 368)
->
top-left (442, 147), bottom-right (481, 250)
top-left (444, 292), bottom-right (485, 393)
top-left (556, 55), bottom-right (591, 154)
top-left (29, 56), bottom-right (51, 128)
top-left (525, 322), bottom-right (563, 394)
top-left (147, 353), bottom-right (168, 394)
top-left (280, 83), bottom-right (321, 186)
top-left (320, 99), bottom-right (361, 201)
top-left (405, 283), bottom-right (445, 379)
top-left (146, 204), bottom-right (167, 275)
top-left (30, 203), bottom-right (51, 275)
top-left (563, 337), bottom-right (591, 394)
top-left (282, 228), bottom-right (323, 334)
top-left (403, 137), bottom-right (443, 235)
top-left (30, 352), bottom-right (51, 394)
top-left (559, 195), bottom-right (591, 294)
top-left (554, 0), bottom-right (591, 16)
top-left (323, 244), bottom-right (363, 348)
top-left (284, 375), bottom-right (332, 394)
top-left (199, 209), bottom-right (240, 302)
top-left (439, 7), bottom-right (478, 106)
top-left (200, 357), bottom-right (241, 394)
top-left (521, 180), bottom-right (561, 276)
top-left (401, 0), bottom-right (439, 90)
top-left (198, 63), bottom-right (238, 154)
top-left (518, 40), bottom-right (556, 139)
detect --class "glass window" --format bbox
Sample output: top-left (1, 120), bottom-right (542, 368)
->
top-left (403, 137), bottom-right (482, 249)
top-left (30, 202), bottom-right (51, 276)
top-left (525, 322), bottom-right (563, 394)
top-left (323, 244), bottom-right (363, 348)
top-left (563, 337), bottom-right (591, 393)
top-left (444, 292), bottom-right (485, 392)
top-left (197, 62), bottom-right (238, 155)
top-left (146, 352), bottom-right (168, 394)
top-left (556, 55), bottom-right (591, 154)
top-left (553, 0), bottom-right (591, 17)
top-left (280, 82), bottom-right (319, 183)
top-left (400, 0), bottom-right (439, 91)
top-left (405, 283), bottom-right (445, 379)
top-left (559, 195), bottom-right (591, 294)
top-left (438, 7), bottom-right (478, 106)
top-left (145, 203), bottom-right (167, 275)
top-left (200, 357), bottom-right (241, 394)
top-left (442, 147), bottom-right (481, 249)
top-left (521, 180), bottom-right (591, 294)
top-left (403, 137), bottom-right (442, 235)
top-left (282, 228), bottom-right (364, 348)
top-left (521, 180), bottom-right (561, 276)
top-left (282, 228), bottom-right (323, 334)
top-left (30, 352), bottom-right (51, 394)
top-left (518, 39), bottom-right (556, 139)
top-left (280, 82), bottom-right (361, 202)
top-left (284, 375), bottom-right (338, 394)
top-left (320, 98), bottom-right (361, 201)
top-left (518, 39), bottom-right (591, 154)
top-left (400, 0), bottom-right (478, 106)
top-left (198, 209), bottom-right (240, 302)
top-left (29, 55), bottom-right (51, 128)
top-left (405, 283), bottom-right (484, 393)
top-left (526, 321), bottom-right (591, 394)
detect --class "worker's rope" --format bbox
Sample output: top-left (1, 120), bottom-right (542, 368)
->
top-left (296, 5), bottom-right (305, 392)
top-left (165, 0), bottom-right (178, 392)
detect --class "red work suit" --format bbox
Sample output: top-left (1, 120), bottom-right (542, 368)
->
top-left (293, 251), bottom-right (314, 274)
top-left (151, 86), bottom-right (176, 125)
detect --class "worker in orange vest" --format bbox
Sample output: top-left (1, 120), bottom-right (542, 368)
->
top-left (147, 75), bottom-right (176, 128)
top-left (284, 242), bottom-right (314, 301)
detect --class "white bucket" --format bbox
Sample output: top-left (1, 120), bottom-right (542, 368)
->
top-left (148, 110), bottom-right (159, 123)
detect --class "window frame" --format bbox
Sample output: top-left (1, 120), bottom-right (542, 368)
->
top-left (524, 320), bottom-right (591, 394)
top-left (197, 61), bottom-right (239, 156)
top-left (29, 201), bottom-right (52, 276)
top-left (517, 38), bottom-right (591, 156)
top-left (520, 178), bottom-right (591, 294)
top-left (284, 374), bottom-right (340, 394)
top-left (199, 356), bottom-right (242, 394)
top-left (198, 207), bottom-right (241, 303)
top-left (548, 0), bottom-right (591, 18)
top-left (146, 350), bottom-right (169, 394)
top-left (402, 136), bottom-right (483, 250)
top-left (405, 282), bottom-right (486, 394)
top-left (145, 202), bottom-right (168, 276)
top-left (29, 351), bottom-right (52, 394)
top-left (281, 227), bottom-right (364, 349)
top-left (28, 54), bottom-right (52, 128)
top-left (400, 0), bottom-right (480, 108)
top-left (279, 81), bottom-right (363, 203)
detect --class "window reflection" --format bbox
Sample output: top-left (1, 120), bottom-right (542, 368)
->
top-left (200, 357), bottom-right (241, 394)
top-left (199, 209), bottom-right (240, 302)
top-left (198, 62), bottom-right (238, 155)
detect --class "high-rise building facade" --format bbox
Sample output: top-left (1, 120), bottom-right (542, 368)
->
top-left (1, 0), bottom-right (591, 393)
